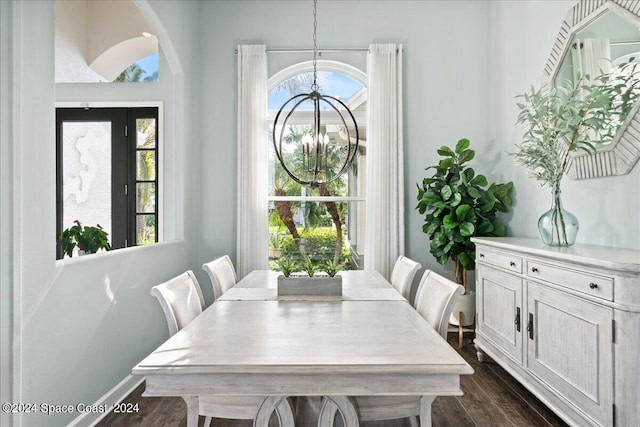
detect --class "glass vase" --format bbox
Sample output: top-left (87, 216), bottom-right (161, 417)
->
top-left (537, 188), bottom-right (579, 246)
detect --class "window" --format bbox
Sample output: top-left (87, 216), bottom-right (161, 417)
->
top-left (55, 0), bottom-right (159, 83)
top-left (113, 53), bottom-right (159, 83)
top-left (267, 63), bottom-right (367, 269)
top-left (56, 107), bottom-right (159, 258)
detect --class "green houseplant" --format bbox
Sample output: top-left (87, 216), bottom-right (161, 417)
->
top-left (301, 257), bottom-right (317, 277)
top-left (513, 60), bottom-right (640, 245)
top-left (57, 220), bottom-right (112, 258)
top-left (416, 138), bottom-right (513, 290)
top-left (276, 257), bottom-right (299, 277)
top-left (320, 260), bottom-right (341, 277)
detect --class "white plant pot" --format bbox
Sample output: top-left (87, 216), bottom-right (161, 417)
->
top-left (449, 291), bottom-right (476, 327)
top-left (277, 275), bottom-right (343, 296)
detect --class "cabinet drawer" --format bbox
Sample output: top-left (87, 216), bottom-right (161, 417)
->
top-left (526, 260), bottom-right (613, 301)
top-left (477, 248), bottom-right (522, 273)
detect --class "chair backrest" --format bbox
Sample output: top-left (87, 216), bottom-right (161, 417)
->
top-left (202, 255), bottom-right (238, 300)
top-left (389, 256), bottom-right (422, 300)
top-left (150, 270), bottom-right (205, 336)
top-left (414, 270), bottom-right (464, 339)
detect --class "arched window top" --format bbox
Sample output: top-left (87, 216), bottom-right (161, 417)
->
top-left (269, 60), bottom-right (366, 90)
top-left (91, 38), bottom-right (158, 82)
top-left (268, 60), bottom-right (366, 113)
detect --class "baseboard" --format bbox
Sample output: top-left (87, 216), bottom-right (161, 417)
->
top-left (67, 375), bottom-right (143, 427)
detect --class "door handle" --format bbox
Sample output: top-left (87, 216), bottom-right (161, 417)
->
top-left (514, 307), bottom-right (521, 332)
top-left (527, 313), bottom-right (534, 340)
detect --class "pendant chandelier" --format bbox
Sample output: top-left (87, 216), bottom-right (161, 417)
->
top-left (272, 0), bottom-right (359, 188)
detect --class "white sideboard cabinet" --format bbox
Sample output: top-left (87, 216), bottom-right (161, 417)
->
top-left (472, 237), bottom-right (640, 427)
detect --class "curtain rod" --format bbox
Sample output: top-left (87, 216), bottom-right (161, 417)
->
top-left (610, 40), bottom-right (640, 46)
top-left (574, 40), bottom-right (640, 48)
top-left (234, 47), bottom-right (370, 54)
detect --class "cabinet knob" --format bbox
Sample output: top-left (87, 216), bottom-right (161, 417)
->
top-left (479, 253), bottom-right (485, 258)
top-left (509, 261), bottom-right (516, 267)
top-left (589, 282), bottom-right (598, 289)
top-left (531, 267), bottom-right (539, 273)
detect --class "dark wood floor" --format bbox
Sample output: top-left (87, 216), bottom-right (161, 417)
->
top-left (98, 333), bottom-right (568, 427)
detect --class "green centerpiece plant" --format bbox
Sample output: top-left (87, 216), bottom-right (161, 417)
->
top-left (513, 60), bottom-right (640, 245)
top-left (301, 257), bottom-right (317, 277)
top-left (276, 257), bottom-right (300, 277)
top-left (416, 138), bottom-right (513, 290)
top-left (320, 260), bottom-right (341, 277)
top-left (275, 257), bottom-right (342, 296)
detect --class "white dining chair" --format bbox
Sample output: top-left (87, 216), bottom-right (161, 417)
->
top-left (150, 270), bottom-right (295, 427)
top-left (150, 270), bottom-right (205, 336)
top-left (319, 269), bottom-right (464, 427)
top-left (202, 254), bottom-right (238, 300)
top-left (413, 270), bottom-right (465, 339)
top-left (389, 255), bottom-right (422, 301)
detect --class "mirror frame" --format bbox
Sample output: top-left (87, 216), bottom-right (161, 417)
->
top-left (543, 0), bottom-right (640, 179)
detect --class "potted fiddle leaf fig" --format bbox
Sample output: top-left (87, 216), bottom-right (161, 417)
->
top-left (416, 138), bottom-right (513, 326)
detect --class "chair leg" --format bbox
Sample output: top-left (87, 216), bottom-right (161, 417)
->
top-left (203, 416), bottom-right (212, 427)
top-left (458, 311), bottom-right (464, 348)
top-left (409, 415), bottom-right (420, 427)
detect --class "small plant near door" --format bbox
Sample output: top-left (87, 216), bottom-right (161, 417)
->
top-left (57, 220), bottom-right (112, 258)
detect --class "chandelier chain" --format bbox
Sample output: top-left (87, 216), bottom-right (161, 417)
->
top-left (312, 0), bottom-right (318, 91)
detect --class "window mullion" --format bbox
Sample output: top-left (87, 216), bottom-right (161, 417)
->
top-left (112, 108), bottom-right (130, 249)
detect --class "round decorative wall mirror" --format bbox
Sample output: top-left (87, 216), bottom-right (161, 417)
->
top-left (543, 0), bottom-right (640, 179)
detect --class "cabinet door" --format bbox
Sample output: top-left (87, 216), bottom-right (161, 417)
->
top-left (477, 265), bottom-right (523, 364)
top-left (527, 282), bottom-right (613, 426)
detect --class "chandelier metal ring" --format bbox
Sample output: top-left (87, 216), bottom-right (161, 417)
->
top-left (272, 91), bottom-right (359, 187)
top-left (271, 0), bottom-right (360, 188)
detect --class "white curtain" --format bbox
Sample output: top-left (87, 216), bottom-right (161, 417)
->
top-left (571, 38), bottom-right (611, 83)
top-left (236, 44), bottom-right (268, 278)
top-left (364, 43), bottom-right (404, 279)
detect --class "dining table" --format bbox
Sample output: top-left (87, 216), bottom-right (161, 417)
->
top-left (132, 270), bottom-right (473, 427)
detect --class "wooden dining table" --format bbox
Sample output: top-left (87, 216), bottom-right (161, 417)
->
top-left (132, 270), bottom-right (473, 427)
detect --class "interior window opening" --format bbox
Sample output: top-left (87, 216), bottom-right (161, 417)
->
top-left (55, 0), bottom-right (159, 83)
top-left (56, 107), bottom-right (159, 259)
